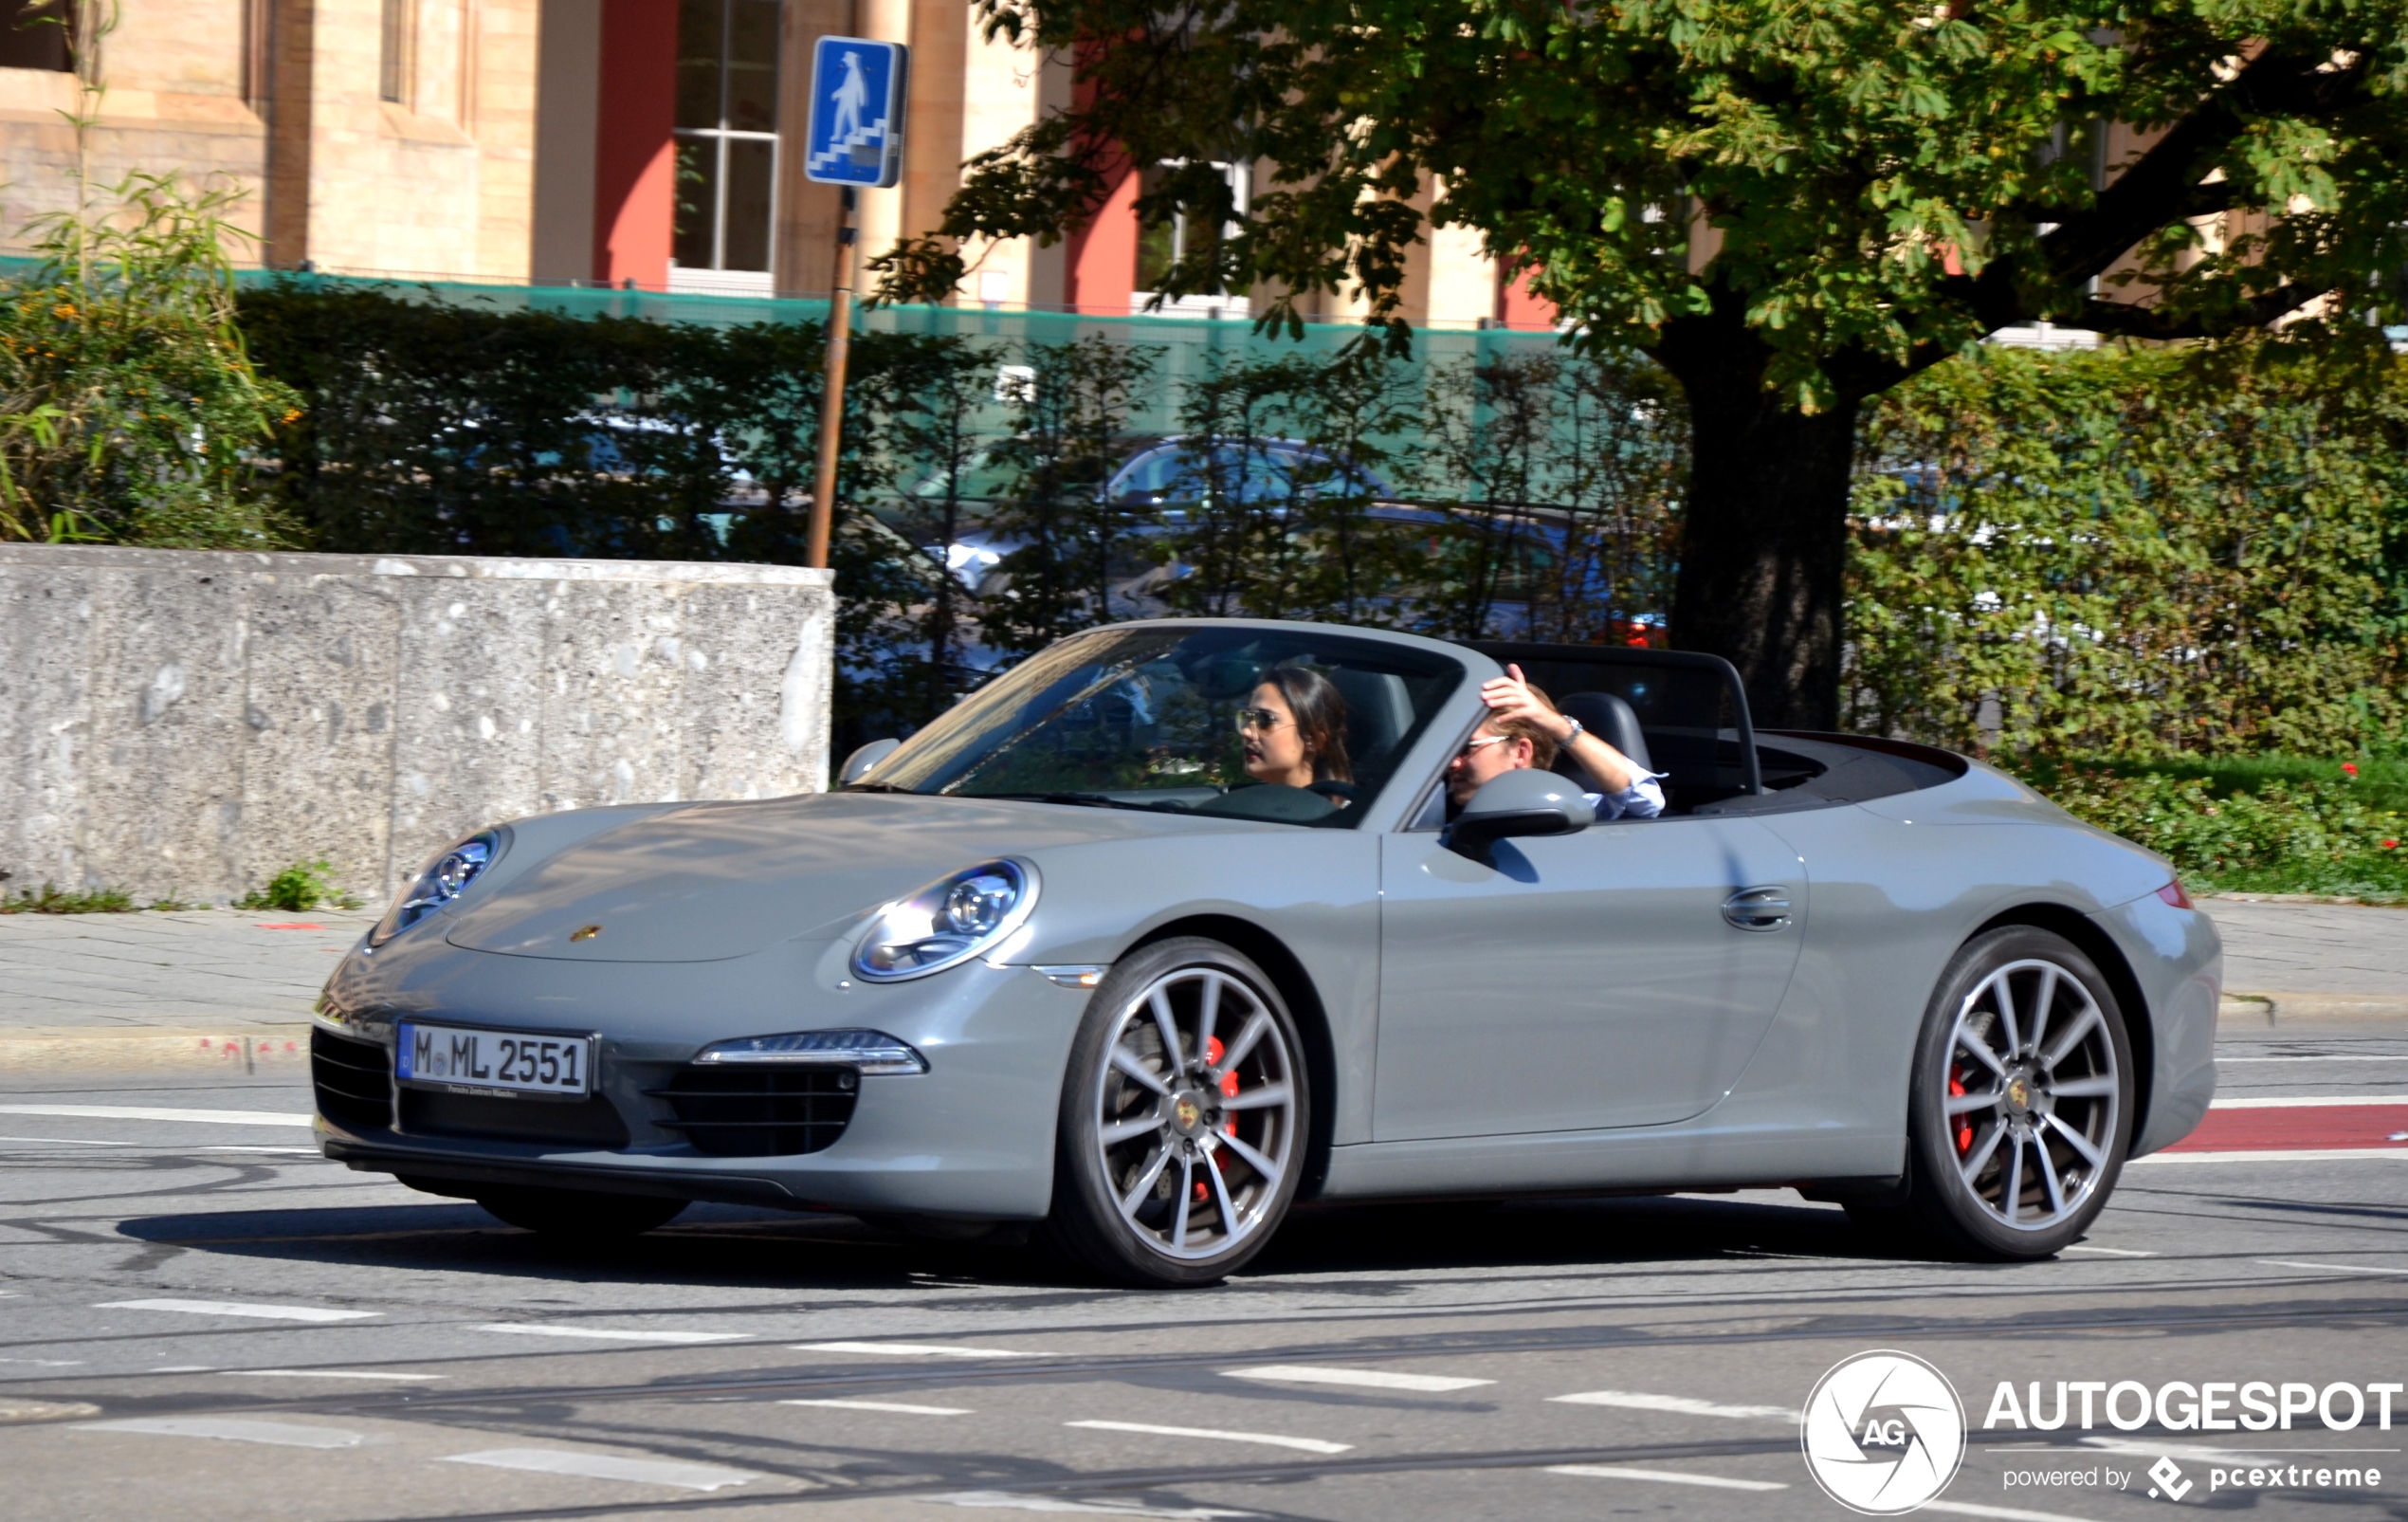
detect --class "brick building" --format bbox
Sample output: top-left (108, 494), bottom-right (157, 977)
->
top-left (0, 0), bottom-right (1557, 326)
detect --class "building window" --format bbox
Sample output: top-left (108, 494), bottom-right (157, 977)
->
top-left (379, 0), bottom-right (414, 104)
top-left (1, 0), bottom-right (74, 72)
top-left (1134, 161), bottom-right (1247, 318)
top-left (674, 0), bottom-right (780, 274)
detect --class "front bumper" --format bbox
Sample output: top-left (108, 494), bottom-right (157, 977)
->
top-left (313, 941), bottom-right (1090, 1220)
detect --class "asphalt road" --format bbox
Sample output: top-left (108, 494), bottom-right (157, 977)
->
top-left (2, 1022), bottom-right (2403, 1522)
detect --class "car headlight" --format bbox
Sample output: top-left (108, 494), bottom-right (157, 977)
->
top-left (852, 858), bottom-right (1036, 981)
top-left (369, 829), bottom-right (503, 948)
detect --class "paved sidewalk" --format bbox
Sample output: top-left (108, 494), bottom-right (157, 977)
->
top-left (0, 895), bottom-right (2399, 1071)
top-left (0, 908), bottom-right (374, 1073)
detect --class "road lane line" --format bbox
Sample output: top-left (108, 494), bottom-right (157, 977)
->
top-left (1547, 1464), bottom-right (1787, 1491)
top-left (781, 1398), bottom-right (970, 1416)
top-left (2134, 1148), bottom-right (2408, 1164)
top-left (76, 1418), bottom-right (363, 1448)
top-left (796, 1341), bottom-right (1031, 1358)
top-left (2256, 1259), bottom-right (2408, 1276)
top-left (442, 1448), bottom-right (758, 1491)
top-left (1222, 1364), bottom-right (1493, 1393)
top-left (0, 1135), bottom-right (132, 1146)
top-left (443, 1454), bottom-right (756, 1483)
top-left (223, 1369), bottom-right (445, 1381)
top-left (925, 1494), bottom-right (1259, 1517)
top-left (481, 1324), bottom-right (746, 1344)
top-left (2061, 1245), bottom-right (2157, 1257)
top-left (97, 1298), bottom-right (378, 1323)
top-left (925, 1494), bottom-right (1258, 1517)
top-left (1925, 1502), bottom-right (2102, 1522)
top-left (1066, 1420), bottom-right (1350, 1455)
top-left (0, 1105), bottom-right (312, 1127)
top-left (1550, 1389), bottom-right (1800, 1421)
top-left (2211, 1094), bottom-right (2408, 1108)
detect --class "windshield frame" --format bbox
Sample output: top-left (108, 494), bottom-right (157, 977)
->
top-left (859, 621), bottom-right (1473, 830)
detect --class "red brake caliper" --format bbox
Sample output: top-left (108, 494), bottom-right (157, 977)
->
top-left (1949, 1067), bottom-right (1972, 1153)
top-left (1193, 1036), bottom-right (1241, 1203)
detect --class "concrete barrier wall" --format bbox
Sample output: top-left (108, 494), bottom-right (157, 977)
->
top-left (0, 545), bottom-right (834, 906)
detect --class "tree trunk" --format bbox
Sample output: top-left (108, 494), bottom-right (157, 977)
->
top-left (1657, 316), bottom-right (1865, 731)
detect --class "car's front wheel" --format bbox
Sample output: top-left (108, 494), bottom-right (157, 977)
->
top-left (1043, 937), bottom-right (1308, 1287)
top-left (475, 1185), bottom-right (687, 1239)
top-left (1875, 926), bottom-right (2134, 1258)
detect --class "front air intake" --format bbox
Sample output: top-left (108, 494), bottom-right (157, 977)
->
top-left (311, 1028), bottom-right (392, 1130)
top-left (648, 1066), bottom-right (860, 1157)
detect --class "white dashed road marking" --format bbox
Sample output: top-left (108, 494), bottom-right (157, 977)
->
top-left (1550, 1389), bottom-right (1800, 1421)
top-left (1222, 1364), bottom-right (1493, 1393)
top-left (924, 1494), bottom-right (1260, 1517)
top-left (2135, 1148), bottom-right (2408, 1164)
top-left (441, 1448), bottom-right (759, 1491)
top-left (1925, 1500), bottom-right (2107, 1522)
top-left (98, 1299), bottom-right (378, 1323)
top-left (1065, 1420), bottom-right (1351, 1455)
top-left (78, 1418), bottom-right (364, 1448)
top-left (2256, 1259), bottom-right (2408, 1276)
top-left (2061, 1244), bottom-right (2157, 1257)
top-left (0, 1135), bottom-right (131, 1146)
top-left (0, 1105), bottom-right (313, 1127)
top-left (2211, 1094), bottom-right (2408, 1109)
top-left (221, 1369), bottom-right (445, 1381)
top-left (798, 1341), bottom-right (1032, 1358)
top-left (1547, 1464), bottom-right (1787, 1492)
top-left (480, 1323), bottom-right (747, 1343)
top-left (783, 1399), bottom-right (971, 1416)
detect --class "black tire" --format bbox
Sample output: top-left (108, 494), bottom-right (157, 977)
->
top-left (1041, 937), bottom-right (1310, 1288)
top-left (1888, 926), bottom-right (2134, 1259)
top-left (475, 1185), bottom-right (687, 1239)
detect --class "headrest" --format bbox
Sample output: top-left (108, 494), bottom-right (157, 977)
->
top-left (1557, 689), bottom-right (1652, 776)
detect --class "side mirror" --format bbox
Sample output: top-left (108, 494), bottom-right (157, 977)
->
top-left (1443, 769), bottom-right (1595, 862)
top-left (839, 738), bottom-right (902, 786)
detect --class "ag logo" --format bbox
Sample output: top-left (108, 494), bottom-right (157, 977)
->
top-left (1801, 1350), bottom-right (1966, 1513)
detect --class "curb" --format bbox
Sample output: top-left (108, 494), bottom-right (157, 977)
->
top-left (0, 1025), bottom-right (314, 1073)
top-left (2219, 992), bottom-right (2408, 1026)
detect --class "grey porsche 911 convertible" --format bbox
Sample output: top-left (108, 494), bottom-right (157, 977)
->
top-left (312, 619), bottom-right (2219, 1286)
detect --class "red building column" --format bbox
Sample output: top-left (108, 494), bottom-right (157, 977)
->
top-left (1064, 163), bottom-right (1140, 315)
top-left (593, 0), bottom-right (679, 287)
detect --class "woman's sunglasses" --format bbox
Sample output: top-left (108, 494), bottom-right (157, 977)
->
top-left (1232, 707), bottom-right (1288, 734)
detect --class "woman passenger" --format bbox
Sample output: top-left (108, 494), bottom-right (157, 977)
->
top-left (1236, 665), bottom-right (1355, 805)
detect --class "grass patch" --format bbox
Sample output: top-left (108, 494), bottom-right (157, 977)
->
top-left (2025, 757), bottom-right (2408, 903)
top-left (236, 859), bottom-right (361, 913)
top-left (0, 883), bottom-right (138, 914)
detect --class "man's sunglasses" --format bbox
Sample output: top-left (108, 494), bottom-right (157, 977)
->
top-left (1451, 732), bottom-right (1512, 761)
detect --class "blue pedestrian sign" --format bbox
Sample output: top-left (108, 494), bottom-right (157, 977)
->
top-left (805, 36), bottom-right (908, 188)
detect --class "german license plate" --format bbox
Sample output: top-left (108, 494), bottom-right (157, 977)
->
top-left (395, 1022), bottom-right (593, 1098)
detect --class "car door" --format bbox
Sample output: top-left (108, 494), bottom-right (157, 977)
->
top-left (1372, 813), bottom-right (1806, 1139)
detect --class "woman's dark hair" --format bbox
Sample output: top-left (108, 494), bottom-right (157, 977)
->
top-left (1261, 664), bottom-right (1354, 783)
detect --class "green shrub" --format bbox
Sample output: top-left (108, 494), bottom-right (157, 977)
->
top-left (238, 860), bottom-right (356, 913)
top-left (0, 882), bottom-right (137, 913)
top-left (1848, 339), bottom-right (2408, 762)
top-left (2041, 767), bottom-right (2408, 901)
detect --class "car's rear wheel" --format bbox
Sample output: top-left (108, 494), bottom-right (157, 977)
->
top-left (1875, 926), bottom-right (2133, 1258)
top-left (475, 1186), bottom-right (687, 1239)
top-left (1043, 937), bottom-right (1307, 1288)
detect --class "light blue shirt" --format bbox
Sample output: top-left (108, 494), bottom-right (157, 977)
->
top-left (1583, 768), bottom-right (1668, 822)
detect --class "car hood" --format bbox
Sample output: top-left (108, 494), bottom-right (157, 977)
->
top-left (442, 792), bottom-right (1208, 963)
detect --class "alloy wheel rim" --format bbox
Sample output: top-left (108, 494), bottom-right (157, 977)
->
top-left (1091, 966), bottom-right (1297, 1262)
top-left (1944, 957), bottom-right (2120, 1232)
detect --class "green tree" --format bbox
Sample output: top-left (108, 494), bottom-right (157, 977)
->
top-left (879, 0), bottom-right (2408, 724)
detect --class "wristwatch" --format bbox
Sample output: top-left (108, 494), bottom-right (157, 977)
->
top-left (1560, 716), bottom-right (1585, 747)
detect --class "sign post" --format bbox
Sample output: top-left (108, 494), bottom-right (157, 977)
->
top-left (802, 36), bottom-right (909, 572)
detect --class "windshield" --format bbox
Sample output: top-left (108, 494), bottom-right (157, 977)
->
top-left (867, 626), bottom-right (1465, 827)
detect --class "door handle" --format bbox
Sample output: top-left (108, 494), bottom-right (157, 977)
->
top-left (1722, 886), bottom-right (1793, 931)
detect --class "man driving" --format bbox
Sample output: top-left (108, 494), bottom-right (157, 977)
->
top-left (1445, 663), bottom-right (1667, 820)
